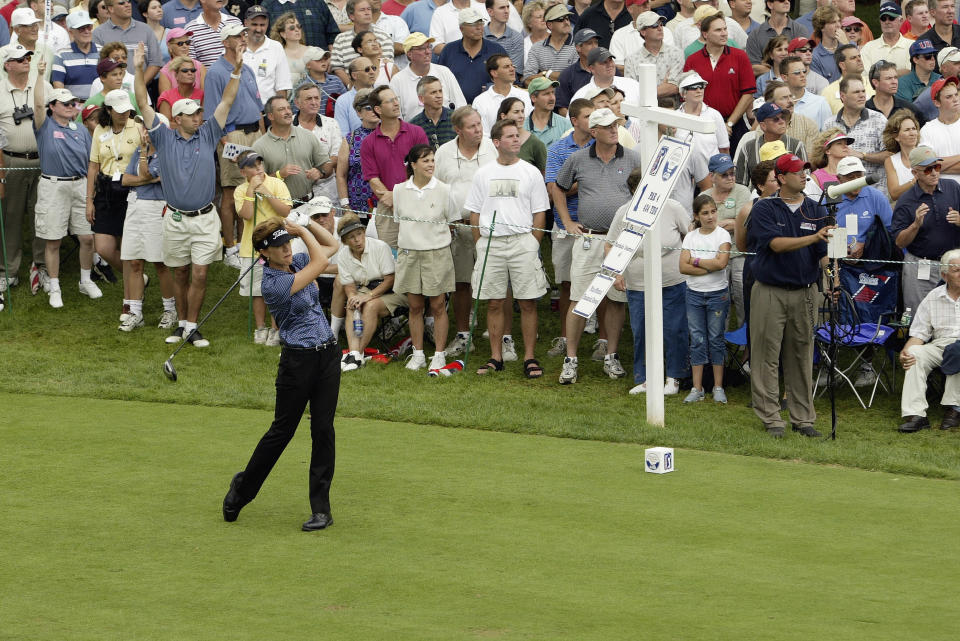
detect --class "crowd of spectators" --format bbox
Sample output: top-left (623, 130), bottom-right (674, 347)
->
top-left (5, 0), bottom-right (960, 437)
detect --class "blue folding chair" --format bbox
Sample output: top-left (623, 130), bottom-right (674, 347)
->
top-left (725, 323), bottom-right (749, 377)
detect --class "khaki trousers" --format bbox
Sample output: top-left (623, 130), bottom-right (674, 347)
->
top-left (750, 281), bottom-right (818, 428)
top-left (0, 156), bottom-right (43, 279)
top-left (901, 336), bottom-right (960, 417)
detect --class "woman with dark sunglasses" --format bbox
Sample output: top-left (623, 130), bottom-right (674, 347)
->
top-left (157, 27), bottom-right (205, 94)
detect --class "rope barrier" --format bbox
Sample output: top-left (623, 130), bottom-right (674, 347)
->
top-left (255, 191), bottom-right (956, 268)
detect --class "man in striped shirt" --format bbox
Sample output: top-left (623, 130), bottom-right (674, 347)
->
top-left (330, 0), bottom-right (394, 86)
top-left (523, 4), bottom-right (576, 86)
top-left (51, 11), bottom-right (98, 101)
top-left (188, 0), bottom-right (242, 67)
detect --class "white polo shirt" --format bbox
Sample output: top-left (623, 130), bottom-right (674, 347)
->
top-left (243, 38), bottom-right (293, 107)
top-left (389, 62), bottom-right (467, 120)
top-left (471, 85), bottom-right (532, 136)
top-left (337, 236), bottom-right (396, 286)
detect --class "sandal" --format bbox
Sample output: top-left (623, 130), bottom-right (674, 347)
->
top-left (523, 359), bottom-right (544, 379)
top-left (476, 358), bottom-right (504, 375)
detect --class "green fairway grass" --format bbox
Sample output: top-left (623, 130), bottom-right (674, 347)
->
top-left (3, 393), bottom-right (958, 640)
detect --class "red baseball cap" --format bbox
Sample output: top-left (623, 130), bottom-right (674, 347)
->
top-left (775, 154), bottom-right (811, 174)
top-left (931, 75), bottom-right (959, 101)
top-left (787, 37), bottom-right (810, 52)
top-left (81, 104), bottom-right (100, 120)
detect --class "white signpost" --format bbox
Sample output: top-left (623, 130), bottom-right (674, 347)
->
top-left (618, 65), bottom-right (717, 427)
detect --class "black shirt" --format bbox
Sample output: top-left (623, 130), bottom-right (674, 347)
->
top-left (575, 2), bottom-right (632, 49)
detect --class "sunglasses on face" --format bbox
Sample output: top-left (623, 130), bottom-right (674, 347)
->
top-left (919, 53), bottom-right (936, 60)
top-left (922, 163), bottom-right (943, 174)
top-left (685, 83), bottom-right (706, 91)
top-left (113, 0), bottom-right (130, 5)
top-left (548, 16), bottom-right (571, 22)
top-left (286, 23), bottom-right (301, 29)
top-left (177, 67), bottom-right (196, 73)
top-left (844, 25), bottom-right (862, 32)
top-left (57, 100), bottom-right (79, 107)
top-left (362, 65), bottom-right (375, 72)
top-left (879, 14), bottom-right (899, 21)
top-left (787, 68), bottom-right (806, 75)
top-left (170, 39), bottom-right (191, 46)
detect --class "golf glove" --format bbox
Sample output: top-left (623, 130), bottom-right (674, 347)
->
top-left (286, 211), bottom-right (311, 227)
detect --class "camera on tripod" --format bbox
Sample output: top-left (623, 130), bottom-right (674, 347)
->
top-left (12, 104), bottom-right (33, 126)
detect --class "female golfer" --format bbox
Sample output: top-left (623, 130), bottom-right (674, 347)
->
top-left (222, 215), bottom-right (341, 532)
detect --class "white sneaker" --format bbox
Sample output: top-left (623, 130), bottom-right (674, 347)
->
top-left (142, 273), bottom-right (150, 288)
top-left (266, 328), bottom-right (280, 346)
top-left (223, 249), bottom-right (242, 269)
top-left (629, 382), bottom-right (647, 395)
top-left (48, 289), bottom-right (63, 308)
top-left (405, 351), bottom-right (427, 370)
top-left (683, 388), bottom-right (706, 403)
top-left (157, 309), bottom-right (178, 329)
top-left (584, 314), bottom-right (597, 334)
top-left (118, 312), bottom-right (144, 332)
top-left (78, 280), bottom-right (103, 299)
top-left (0, 275), bottom-right (19, 292)
top-left (591, 339), bottom-right (608, 361)
top-left (501, 336), bottom-right (518, 361)
top-left (447, 333), bottom-right (471, 356)
top-left (341, 353), bottom-right (362, 371)
top-left (429, 352), bottom-right (446, 370)
top-left (663, 377), bottom-right (680, 395)
top-left (559, 356), bottom-right (578, 384)
top-left (547, 336), bottom-right (567, 357)
top-left (603, 353), bottom-right (626, 379)
top-left (482, 328), bottom-right (489, 339)
top-left (254, 327), bottom-right (269, 344)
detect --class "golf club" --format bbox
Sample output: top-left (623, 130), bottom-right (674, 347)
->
top-left (163, 260), bottom-right (258, 381)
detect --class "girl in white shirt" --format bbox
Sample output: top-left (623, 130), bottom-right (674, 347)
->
top-left (679, 194), bottom-right (732, 404)
top-left (393, 144), bottom-right (460, 372)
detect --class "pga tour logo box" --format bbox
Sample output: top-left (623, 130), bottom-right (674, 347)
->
top-left (644, 447), bottom-right (675, 474)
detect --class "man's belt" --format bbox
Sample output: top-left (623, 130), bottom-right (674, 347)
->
top-left (169, 203), bottom-right (215, 217)
top-left (234, 122), bottom-right (260, 134)
top-left (5, 150), bottom-right (39, 159)
top-left (774, 281), bottom-right (815, 291)
top-left (41, 174), bottom-right (83, 181)
top-left (583, 227), bottom-right (609, 235)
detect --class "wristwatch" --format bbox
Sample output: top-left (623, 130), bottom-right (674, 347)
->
top-left (725, 120), bottom-right (735, 128)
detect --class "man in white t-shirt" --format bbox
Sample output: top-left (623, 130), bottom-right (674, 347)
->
top-left (464, 118), bottom-right (549, 375)
top-left (472, 53), bottom-right (531, 134)
top-left (919, 76), bottom-right (960, 187)
top-left (389, 32), bottom-right (466, 119)
top-left (570, 47), bottom-right (640, 105)
top-left (242, 5), bottom-right (292, 106)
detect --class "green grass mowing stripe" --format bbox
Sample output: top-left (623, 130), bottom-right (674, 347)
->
top-left (3, 393), bottom-right (959, 640)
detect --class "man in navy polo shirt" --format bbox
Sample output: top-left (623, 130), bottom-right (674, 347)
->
top-left (435, 7), bottom-right (506, 104)
top-left (576, 0), bottom-right (632, 49)
top-left (892, 145), bottom-right (960, 311)
top-left (204, 22), bottom-right (262, 268)
top-left (133, 40), bottom-right (245, 347)
top-left (162, 0), bottom-right (203, 30)
top-left (556, 28), bottom-right (599, 115)
top-left (748, 153), bottom-right (835, 439)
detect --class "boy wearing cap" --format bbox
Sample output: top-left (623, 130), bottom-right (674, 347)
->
top-left (299, 47), bottom-right (347, 118)
top-left (234, 150), bottom-right (292, 344)
top-left (898, 39), bottom-right (942, 102)
top-left (0, 43), bottom-right (49, 293)
top-left (748, 152), bottom-right (835, 439)
top-left (52, 12), bottom-right (99, 101)
top-left (523, 4), bottom-right (577, 85)
top-left (31, 82), bottom-right (97, 309)
top-left (133, 38), bottom-right (246, 347)
top-left (390, 33), bottom-right (465, 120)
top-left (242, 4), bottom-right (292, 107)
top-left (623, 11), bottom-right (682, 98)
top-left (919, 76), bottom-right (960, 186)
top-left (860, 2), bottom-right (911, 74)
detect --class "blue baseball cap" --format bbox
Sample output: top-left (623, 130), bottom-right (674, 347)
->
top-left (910, 39), bottom-right (936, 57)
top-left (879, 1), bottom-right (902, 16)
top-left (708, 153), bottom-right (734, 174)
top-left (755, 101), bottom-right (784, 121)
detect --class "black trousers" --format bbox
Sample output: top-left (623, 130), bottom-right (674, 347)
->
top-left (237, 343), bottom-right (340, 514)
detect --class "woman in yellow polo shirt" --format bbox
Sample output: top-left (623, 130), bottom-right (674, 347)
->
top-left (86, 88), bottom-right (143, 317)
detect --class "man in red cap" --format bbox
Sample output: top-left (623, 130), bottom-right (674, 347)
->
top-left (746, 153), bottom-right (835, 439)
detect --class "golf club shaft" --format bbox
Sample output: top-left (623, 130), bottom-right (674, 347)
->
top-left (166, 260), bottom-right (258, 362)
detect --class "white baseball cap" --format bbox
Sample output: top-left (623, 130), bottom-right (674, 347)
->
top-left (0, 43), bottom-right (32, 63)
top-left (47, 87), bottom-right (77, 104)
top-left (171, 98), bottom-right (203, 116)
top-left (458, 7), bottom-right (485, 24)
top-left (104, 89), bottom-right (135, 114)
top-left (836, 156), bottom-right (866, 176)
top-left (11, 8), bottom-right (41, 27)
top-left (219, 23), bottom-right (248, 41)
top-left (588, 107), bottom-right (618, 128)
top-left (66, 11), bottom-right (94, 30)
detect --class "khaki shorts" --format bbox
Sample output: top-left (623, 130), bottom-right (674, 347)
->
top-left (238, 256), bottom-right (264, 296)
top-left (450, 222), bottom-right (475, 283)
top-left (395, 246), bottom-right (455, 296)
top-left (374, 201), bottom-right (399, 250)
top-left (471, 233), bottom-right (548, 301)
top-left (358, 285), bottom-right (407, 314)
top-left (551, 229), bottom-right (575, 283)
top-left (120, 196), bottom-right (165, 262)
top-left (34, 176), bottom-right (91, 239)
top-left (162, 206), bottom-right (223, 267)
top-left (218, 129), bottom-right (262, 187)
top-left (569, 234), bottom-right (627, 303)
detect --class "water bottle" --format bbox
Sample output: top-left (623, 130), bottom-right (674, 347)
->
top-left (352, 308), bottom-right (364, 336)
top-left (900, 307), bottom-right (912, 326)
top-left (550, 287), bottom-right (559, 311)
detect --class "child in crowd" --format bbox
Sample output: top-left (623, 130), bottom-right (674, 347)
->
top-left (679, 194), bottom-right (732, 404)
